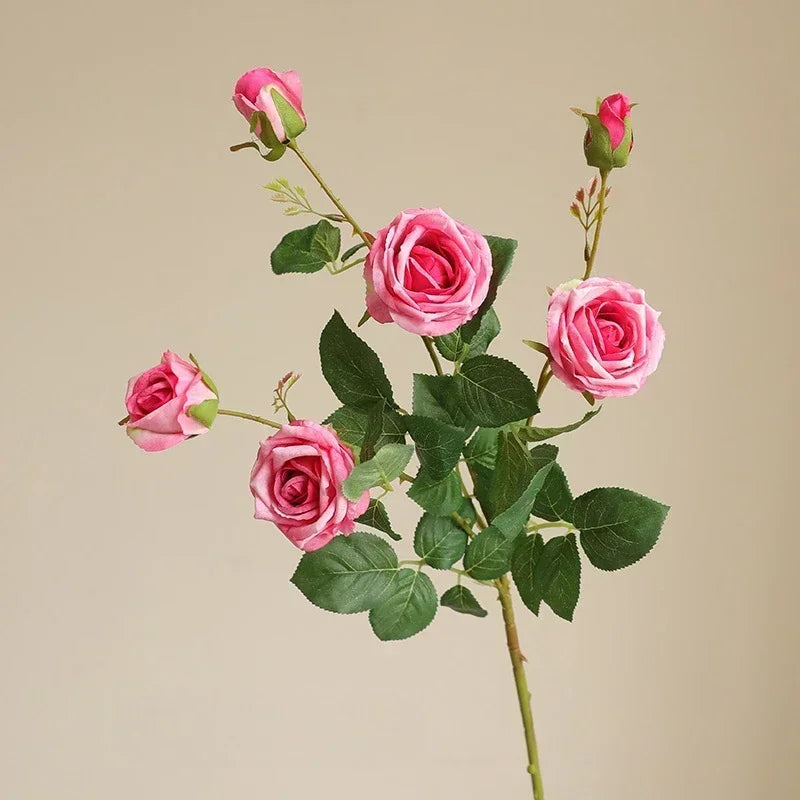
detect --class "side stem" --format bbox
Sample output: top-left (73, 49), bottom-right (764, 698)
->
top-left (286, 140), bottom-right (372, 247)
top-left (583, 170), bottom-right (608, 280)
top-left (217, 408), bottom-right (281, 429)
top-left (496, 574), bottom-right (545, 799)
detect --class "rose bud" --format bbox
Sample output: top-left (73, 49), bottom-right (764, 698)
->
top-left (123, 352), bottom-right (219, 452)
top-left (232, 67), bottom-right (306, 145)
top-left (546, 277), bottom-right (664, 399)
top-left (250, 420), bottom-right (369, 552)
top-left (578, 92), bottom-right (634, 172)
top-left (364, 207), bottom-right (492, 337)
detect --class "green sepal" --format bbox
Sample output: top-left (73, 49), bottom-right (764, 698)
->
top-left (187, 398), bottom-right (218, 428)
top-left (611, 115), bottom-right (633, 168)
top-left (270, 88), bottom-right (307, 141)
top-left (263, 143), bottom-right (287, 162)
top-left (582, 113), bottom-right (614, 172)
top-left (440, 585), bottom-right (488, 618)
top-left (251, 110), bottom-right (282, 149)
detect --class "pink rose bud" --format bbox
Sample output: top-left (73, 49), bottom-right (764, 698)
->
top-left (250, 420), bottom-right (370, 552)
top-left (579, 92), bottom-right (634, 172)
top-left (363, 207), bottom-right (492, 337)
top-left (232, 67), bottom-right (306, 144)
top-left (123, 352), bottom-right (219, 452)
top-left (546, 277), bottom-right (664, 399)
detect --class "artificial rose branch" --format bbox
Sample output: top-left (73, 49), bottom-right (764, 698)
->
top-left (120, 73), bottom-right (668, 800)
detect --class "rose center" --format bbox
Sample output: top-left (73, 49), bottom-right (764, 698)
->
top-left (407, 245), bottom-right (456, 292)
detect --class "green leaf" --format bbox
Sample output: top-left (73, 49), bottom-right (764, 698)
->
top-left (516, 407), bottom-right (602, 443)
top-left (341, 241), bottom-right (368, 262)
top-left (356, 499), bottom-right (401, 541)
top-left (412, 374), bottom-right (473, 431)
top-left (324, 405), bottom-right (368, 450)
top-left (537, 533), bottom-right (581, 621)
top-left (440, 585), bottom-right (488, 618)
top-left (572, 488), bottom-right (669, 570)
top-left (290, 532), bottom-right (398, 613)
top-left (491, 431), bottom-right (535, 518)
top-left (531, 462), bottom-right (573, 523)
top-left (320, 311), bottom-right (395, 410)
top-left (407, 469), bottom-right (463, 516)
top-left (413, 513), bottom-right (468, 569)
top-left (369, 569), bottom-right (437, 640)
top-left (458, 236), bottom-right (518, 341)
top-left (454, 355), bottom-right (539, 428)
top-left (361, 403), bottom-right (406, 461)
top-left (511, 533), bottom-right (546, 614)
top-left (464, 526), bottom-right (516, 580)
top-left (270, 220), bottom-right (341, 275)
top-left (187, 398), bottom-right (218, 428)
top-left (404, 415), bottom-right (467, 481)
top-left (434, 308), bottom-right (500, 362)
top-left (511, 532), bottom-right (581, 620)
top-left (463, 427), bottom-right (501, 469)
top-left (342, 444), bottom-right (414, 501)
top-left (491, 460), bottom-right (555, 540)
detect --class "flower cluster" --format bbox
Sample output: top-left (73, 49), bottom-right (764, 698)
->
top-left (120, 68), bottom-right (669, 797)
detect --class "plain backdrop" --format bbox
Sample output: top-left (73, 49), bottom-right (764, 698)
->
top-left (1, 0), bottom-right (798, 798)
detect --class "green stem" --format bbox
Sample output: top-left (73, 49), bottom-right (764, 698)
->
top-left (496, 574), bottom-right (545, 799)
top-left (286, 140), bottom-right (372, 247)
top-left (527, 520), bottom-right (574, 532)
top-left (422, 336), bottom-right (444, 376)
top-left (583, 170), bottom-right (608, 280)
top-left (217, 408), bottom-right (281, 429)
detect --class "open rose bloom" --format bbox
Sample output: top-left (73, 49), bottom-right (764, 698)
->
top-left (364, 207), bottom-right (492, 336)
top-left (124, 351), bottom-right (219, 452)
top-left (547, 277), bottom-right (664, 399)
top-left (250, 420), bottom-right (369, 552)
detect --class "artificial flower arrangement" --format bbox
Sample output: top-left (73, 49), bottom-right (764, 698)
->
top-left (120, 68), bottom-right (667, 799)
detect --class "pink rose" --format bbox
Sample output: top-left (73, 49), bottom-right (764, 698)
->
top-left (232, 67), bottom-right (306, 142)
top-left (597, 93), bottom-right (632, 150)
top-left (364, 207), bottom-right (492, 336)
top-left (546, 277), bottom-right (664, 399)
top-left (250, 420), bottom-right (369, 552)
top-left (124, 352), bottom-right (219, 452)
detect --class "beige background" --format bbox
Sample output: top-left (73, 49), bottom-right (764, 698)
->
top-left (1, 0), bottom-right (798, 797)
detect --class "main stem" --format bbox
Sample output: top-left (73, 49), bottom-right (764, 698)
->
top-left (496, 574), bottom-right (545, 799)
top-left (583, 170), bottom-right (608, 280)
